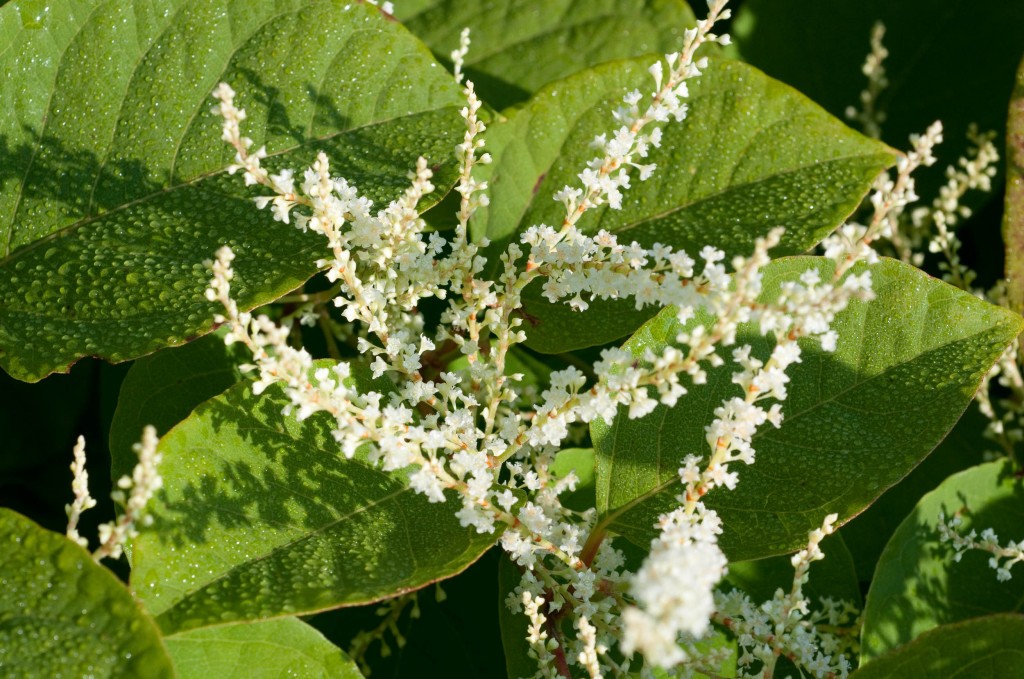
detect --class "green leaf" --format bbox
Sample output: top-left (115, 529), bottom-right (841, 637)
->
top-left (0, 0), bottom-right (464, 382)
top-left (840, 404), bottom-right (990, 583)
top-left (860, 460), bottom-right (1024, 661)
top-left (164, 617), bottom-right (362, 679)
top-left (591, 257), bottom-right (1023, 561)
top-left (732, 0), bottom-right (1024, 195)
top-left (398, 0), bottom-right (696, 111)
top-left (1005, 53), bottom-right (1024, 314)
top-left (0, 508), bottom-right (173, 677)
top-left (473, 57), bottom-right (895, 353)
top-left (852, 614), bottom-right (1024, 678)
top-left (130, 362), bottom-right (496, 635)
top-left (109, 331), bottom-right (247, 483)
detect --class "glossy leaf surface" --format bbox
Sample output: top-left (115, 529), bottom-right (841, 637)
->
top-left (592, 257), bottom-right (1023, 561)
top-left (0, 0), bottom-right (463, 382)
top-left (1005, 54), bottom-right (1024, 313)
top-left (164, 617), bottom-right (362, 678)
top-left (473, 57), bottom-right (895, 352)
top-left (0, 508), bottom-right (173, 677)
top-left (109, 331), bottom-right (246, 482)
top-left (130, 362), bottom-right (496, 635)
top-left (398, 0), bottom-right (695, 110)
top-left (861, 461), bottom-right (1024, 660)
top-left (853, 614), bottom-right (1024, 678)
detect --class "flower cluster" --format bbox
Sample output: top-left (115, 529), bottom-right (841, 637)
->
top-left (938, 511), bottom-right (1024, 582)
top-left (64, 426), bottom-right (163, 562)
top-left (716, 515), bottom-right (858, 678)
top-left (845, 21), bottom-right (888, 140)
top-left (822, 120), bottom-right (943, 270)
top-left (204, 1), bottom-right (890, 675)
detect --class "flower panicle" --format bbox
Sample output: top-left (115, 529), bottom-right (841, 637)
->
top-left (845, 21), bottom-right (889, 139)
top-left (714, 513), bottom-right (855, 678)
top-left (65, 435), bottom-right (97, 548)
top-left (203, 0), bottom-right (900, 675)
top-left (939, 511), bottom-right (1024, 582)
top-left (65, 426), bottom-right (163, 562)
top-left (552, 0), bottom-right (732, 232)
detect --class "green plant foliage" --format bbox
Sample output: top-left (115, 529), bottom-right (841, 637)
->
top-left (497, 555), bottom-right (536, 679)
top-left (109, 331), bottom-right (246, 482)
top-left (0, 508), bottom-right (173, 677)
top-left (591, 257), bottom-right (1023, 561)
top-left (164, 617), bottom-right (362, 678)
top-left (4, 1), bottom-right (1024, 676)
top-left (550, 447), bottom-right (596, 512)
top-left (130, 361), bottom-right (496, 635)
top-left (0, 0), bottom-right (463, 382)
top-left (397, 0), bottom-right (696, 111)
top-left (474, 57), bottom-right (895, 352)
top-left (860, 460), bottom-right (1024, 660)
top-left (853, 614), bottom-right (1024, 678)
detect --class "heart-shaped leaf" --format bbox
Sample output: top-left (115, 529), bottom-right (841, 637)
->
top-left (861, 460), bottom-right (1024, 660)
top-left (472, 57), bottom-right (895, 353)
top-left (0, 508), bottom-right (173, 677)
top-left (591, 257), bottom-right (1023, 561)
top-left (164, 617), bottom-right (362, 678)
top-left (397, 0), bottom-right (696, 110)
top-left (0, 0), bottom-right (464, 382)
top-left (130, 362), bottom-right (496, 635)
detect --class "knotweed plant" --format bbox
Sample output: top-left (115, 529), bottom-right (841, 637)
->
top-left (200, 3), bottom-right (889, 675)
top-left (5, 1), bottom-right (1023, 678)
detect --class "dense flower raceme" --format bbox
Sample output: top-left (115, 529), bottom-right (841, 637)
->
top-left (201, 2), bottom-right (911, 675)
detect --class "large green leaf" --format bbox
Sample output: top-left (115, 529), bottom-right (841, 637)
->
top-left (472, 57), bottom-right (895, 353)
top-left (0, 508), bottom-right (173, 677)
top-left (591, 257), bottom-right (1023, 561)
top-left (853, 614), bottom-right (1024, 678)
top-left (109, 331), bottom-right (246, 483)
top-left (860, 460), bottom-right (1024, 661)
top-left (0, 0), bottom-right (464, 382)
top-left (164, 617), bottom-right (362, 678)
top-left (1005, 54), bottom-right (1024, 313)
top-left (130, 361), bottom-right (496, 635)
top-left (397, 0), bottom-right (696, 111)
top-left (732, 0), bottom-right (1024, 192)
